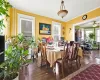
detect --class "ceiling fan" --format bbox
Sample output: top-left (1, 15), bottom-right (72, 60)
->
top-left (92, 21), bottom-right (100, 27)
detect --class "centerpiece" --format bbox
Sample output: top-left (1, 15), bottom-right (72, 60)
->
top-left (46, 36), bottom-right (53, 45)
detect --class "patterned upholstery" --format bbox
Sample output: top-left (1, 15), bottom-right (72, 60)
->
top-left (71, 64), bottom-right (100, 80)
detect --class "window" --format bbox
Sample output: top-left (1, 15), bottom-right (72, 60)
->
top-left (96, 28), bottom-right (100, 42)
top-left (21, 19), bottom-right (32, 37)
top-left (52, 22), bottom-right (61, 42)
top-left (85, 29), bottom-right (93, 41)
top-left (85, 30), bottom-right (93, 38)
top-left (18, 14), bottom-right (35, 39)
top-left (81, 28), bottom-right (84, 40)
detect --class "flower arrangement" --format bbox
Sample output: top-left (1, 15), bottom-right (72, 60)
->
top-left (46, 36), bottom-right (53, 44)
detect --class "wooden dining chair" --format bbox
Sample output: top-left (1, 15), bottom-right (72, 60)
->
top-left (40, 43), bottom-right (48, 67)
top-left (38, 43), bottom-right (42, 53)
top-left (68, 46), bottom-right (81, 71)
top-left (75, 43), bottom-right (81, 67)
top-left (53, 44), bottom-right (69, 79)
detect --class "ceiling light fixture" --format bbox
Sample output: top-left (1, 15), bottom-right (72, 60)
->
top-left (58, 0), bottom-right (68, 18)
top-left (93, 21), bottom-right (98, 27)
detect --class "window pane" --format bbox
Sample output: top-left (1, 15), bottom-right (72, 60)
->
top-left (97, 29), bottom-right (100, 37)
top-left (81, 29), bottom-right (84, 40)
top-left (96, 29), bottom-right (100, 42)
top-left (97, 37), bottom-right (100, 42)
top-left (54, 36), bottom-right (59, 41)
top-left (21, 19), bottom-right (32, 38)
top-left (52, 23), bottom-right (61, 41)
top-left (86, 31), bottom-right (93, 38)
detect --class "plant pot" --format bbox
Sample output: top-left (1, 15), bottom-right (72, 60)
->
top-left (4, 73), bottom-right (18, 80)
top-left (0, 77), bottom-right (4, 80)
top-left (12, 73), bottom-right (18, 80)
top-left (13, 74), bottom-right (19, 80)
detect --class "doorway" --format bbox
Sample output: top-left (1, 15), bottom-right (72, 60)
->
top-left (73, 17), bottom-right (100, 50)
top-left (73, 17), bottom-right (100, 42)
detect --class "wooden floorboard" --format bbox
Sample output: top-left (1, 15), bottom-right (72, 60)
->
top-left (19, 50), bottom-right (100, 80)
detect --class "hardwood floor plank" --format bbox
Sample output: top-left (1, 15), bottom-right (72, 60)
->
top-left (19, 50), bottom-right (100, 80)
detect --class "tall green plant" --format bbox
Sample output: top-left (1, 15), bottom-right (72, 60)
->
top-left (0, 45), bottom-right (29, 80)
top-left (89, 33), bottom-right (95, 39)
top-left (0, 34), bottom-right (32, 80)
top-left (0, 0), bottom-right (12, 30)
top-left (28, 36), bottom-right (38, 48)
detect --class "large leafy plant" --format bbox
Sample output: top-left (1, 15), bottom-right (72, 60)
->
top-left (0, 45), bottom-right (29, 80)
top-left (10, 33), bottom-right (29, 50)
top-left (28, 36), bottom-right (38, 48)
top-left (0, 34), bottom-right (31, 80)
top-left (0, 0), bottom-right (12, 30)
top-left (88, 33), bottom-right (95, 44)
top-left (89, 33), bottom-right (95, 39)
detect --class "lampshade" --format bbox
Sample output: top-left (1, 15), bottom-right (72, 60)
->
top-left (58, 10), bottom-right (68, 18)
top-left (58, 0), bottom-right (68, 18)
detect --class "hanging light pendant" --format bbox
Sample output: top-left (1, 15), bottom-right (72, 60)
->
top-left (58, 0), bottom-right (68, 18)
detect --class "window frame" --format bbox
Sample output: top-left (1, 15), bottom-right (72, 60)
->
top-left (95, 28), bottom-right (100, 42)
top-left (52, 21), bottom-right (61, 42)
top-left (18, 14), bottom-right (35, 37)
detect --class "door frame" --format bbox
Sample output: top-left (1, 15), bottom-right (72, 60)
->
top-left (72, 16), bottom-right (100, 41)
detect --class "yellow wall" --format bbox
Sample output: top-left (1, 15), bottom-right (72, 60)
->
top-left (65, 8), bottom-right (100, 41)
top-left (9, 8), bottom-right (100, 41)
top-left (10, 8), bottom-right (66, 39)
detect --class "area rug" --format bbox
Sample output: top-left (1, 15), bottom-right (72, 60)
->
top-left (62, 64), bottom-right (100, 80)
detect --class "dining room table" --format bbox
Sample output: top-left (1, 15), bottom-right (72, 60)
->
top-left (46, 46), bottom-right (83, 67)
top-left (46, 46), bottom-right (64, 67)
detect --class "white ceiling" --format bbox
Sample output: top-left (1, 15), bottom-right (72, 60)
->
top-left (8, 0), bottom-right (100, 22)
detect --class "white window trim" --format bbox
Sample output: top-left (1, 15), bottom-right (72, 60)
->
top-left (52, 21), bottom-right (61, 41)
top-left (95, 28), bottom-right (100, 42)
top-left (18, 14), bottom-right (35, 37)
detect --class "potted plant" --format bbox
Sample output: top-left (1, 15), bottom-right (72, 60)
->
top-left (89, 33), bottom-right (95, 39)
top-left (89, 33), bottom-right (95, 44)
top-left (28, 36), bottom-right (38, 59)
top-left (29, 36), bottom-right (38, 49)
top-left (0, 34), bottom-right (31, 80)
top-left (17, 33), bottom-right (29, 50)
top-left (0, 45), bottom-right (29, 80)
top-left (37, 37), bottom-right (42, 43)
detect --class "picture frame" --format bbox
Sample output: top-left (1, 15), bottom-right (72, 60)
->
top-left (39, 23), bottom-right (51, 35)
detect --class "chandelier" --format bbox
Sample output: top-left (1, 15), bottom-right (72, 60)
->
top-left (57, 0), bottom-right (68, 18)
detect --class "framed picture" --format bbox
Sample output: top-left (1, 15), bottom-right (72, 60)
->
top-left (39, 23), bottom-right (51, 35)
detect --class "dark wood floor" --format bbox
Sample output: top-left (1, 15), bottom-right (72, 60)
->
top-left (19, 50), bottom-right (100, 80)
